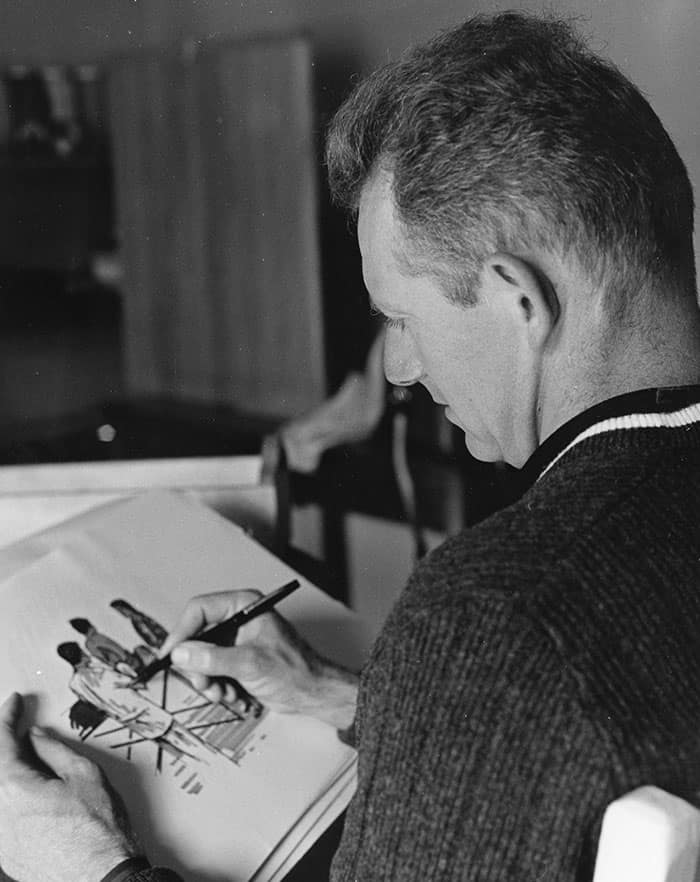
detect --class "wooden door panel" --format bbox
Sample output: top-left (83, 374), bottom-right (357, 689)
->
top-left (109, 36), bottom-right (325, 418)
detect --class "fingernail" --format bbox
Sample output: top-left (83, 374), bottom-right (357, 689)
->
top-left (171, 646), bottom-right (190, 665)
top-left (30, 726), bottom-right (46, 737)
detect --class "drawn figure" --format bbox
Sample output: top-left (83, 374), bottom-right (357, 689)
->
top-left (57, 642), bottom-right (213, 764)
top-left (69, 617), bottom-right (140, 675)
top-left (110, 599), bottom-right (168, 648)
top-left (110, 599), bottom-right (264, 717)
top-left (132, 644), bottom-right (157, 669)
top-left (67, 698), bottom-right (107, 739)
top-left (57, 598), bottom-right (270, 794)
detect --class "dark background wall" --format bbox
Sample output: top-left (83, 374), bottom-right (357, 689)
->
top-left (1, 0), bottom-right (697, 261)
top-left (0, 0), bottom-right (697, 429)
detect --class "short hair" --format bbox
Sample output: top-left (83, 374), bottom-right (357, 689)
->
top-left (326, 12), bottom-right (696, 310)
top-left (69, 617), bottom-right (91, 634)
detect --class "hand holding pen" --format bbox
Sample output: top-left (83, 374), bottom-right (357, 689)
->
top-left (131, 579), bottom-right (301, 686)
top-left (140, 579), bottom-right (341, 718)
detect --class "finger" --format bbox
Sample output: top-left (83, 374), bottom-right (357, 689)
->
top-left (203, 682), bottom-right (224, 703)
top-left (171, 642), bottom-right (268, 682)
top-left (160, 590), bottom-right (261, 657)
top-left (30, 729), bottom-right (99, 784)
top-left (188, 672), bottom-right (210, 692)
top-left (0, 692), bottom-right (24, 762)
top-left (0, 695), bottom-right (63, 780)
top-left (205, 681), bottom-right (242, 704)
top-left (221, 681), bottom-right (242, 704)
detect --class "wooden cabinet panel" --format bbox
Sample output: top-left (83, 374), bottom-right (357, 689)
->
top-left (109, 36), bottom-right (325, 418)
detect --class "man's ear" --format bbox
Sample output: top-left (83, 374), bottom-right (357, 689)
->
top-left (483, 252), bottom-right (559, 349)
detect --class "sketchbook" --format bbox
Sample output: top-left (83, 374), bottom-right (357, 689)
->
top-left (0, 491), bottom-right (371, 882)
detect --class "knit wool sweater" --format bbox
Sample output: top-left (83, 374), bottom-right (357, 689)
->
top-left (108, 389), bottom-right (700, 882)
top-left (330, 391), bottom-right (700, 881)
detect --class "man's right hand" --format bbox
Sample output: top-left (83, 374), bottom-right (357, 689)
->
top-left (159, 591), bottom-right (358, 731)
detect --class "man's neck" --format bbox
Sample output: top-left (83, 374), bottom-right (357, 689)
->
top-left (537, 302), bottom-right (700, 446)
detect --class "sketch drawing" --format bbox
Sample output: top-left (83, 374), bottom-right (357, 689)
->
top-left (110, 599), bottom-right (169, 648)
top-left (58, 600), bottom-right (267, 794)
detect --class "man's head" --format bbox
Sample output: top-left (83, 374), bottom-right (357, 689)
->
top-left (327, 12), bottom-right (698, 465)
top-left (57, 642), bottom-right (84, 667)
top-left (69, 618), bottom-right (92, 635)
top-left (327, 11), bottom-right (695, 308)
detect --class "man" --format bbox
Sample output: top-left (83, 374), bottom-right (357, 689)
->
top-left (2, 11), bottom-right (700, 881)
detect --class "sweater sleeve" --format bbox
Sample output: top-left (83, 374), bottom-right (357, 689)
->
top-left (331, 588), bottom-right (615, 882)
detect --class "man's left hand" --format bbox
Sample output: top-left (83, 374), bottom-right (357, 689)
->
top-left (0, 692), bottom-right (138, 882)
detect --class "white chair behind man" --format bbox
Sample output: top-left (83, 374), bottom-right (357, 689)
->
top-left (594, 786), bottom-right (700, 882)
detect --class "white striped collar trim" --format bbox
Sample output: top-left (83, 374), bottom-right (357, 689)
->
top-left (538, 402), bottom-right (700, 481)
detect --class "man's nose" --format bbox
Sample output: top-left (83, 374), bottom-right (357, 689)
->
top-left (382, 325), bottom-right (423, 386)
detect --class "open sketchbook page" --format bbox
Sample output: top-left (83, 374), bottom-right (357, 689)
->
top-left (0, 492), bottom-right (372, 882)
top-left (0, 490), bottom-right (371, 671)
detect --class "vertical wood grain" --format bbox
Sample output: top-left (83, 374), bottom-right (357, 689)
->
top-left (109, 36), bottom-right (325, 418)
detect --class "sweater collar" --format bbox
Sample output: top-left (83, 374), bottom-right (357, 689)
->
top-left (519, 385), bottom-right (700, 487)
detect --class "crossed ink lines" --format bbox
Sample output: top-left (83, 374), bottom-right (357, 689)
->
top-left (85, 665), bottom-right (258, 791)
top-left (61, 601), bottom-right (266, 793)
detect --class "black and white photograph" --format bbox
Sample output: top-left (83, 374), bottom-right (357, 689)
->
top-left (0, 2), bottom-right (698, 880)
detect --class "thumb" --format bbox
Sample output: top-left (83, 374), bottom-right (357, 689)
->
top-left (0, 692), bottom-right (24, 762)
top-left (172, 641), bottom-right (265, 681)
top-left (29, 728), bottom-right (96, 782)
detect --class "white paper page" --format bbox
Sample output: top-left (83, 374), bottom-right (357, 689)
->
top-left (60, 490), bottom-right (372, 670)
top-left (253, 771), bottom-right (358, 882)
top-left (0, 493), bottom-right (368, 881)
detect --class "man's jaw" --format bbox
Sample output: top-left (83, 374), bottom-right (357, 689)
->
top-left (425, 385), bottom-right (503, 462)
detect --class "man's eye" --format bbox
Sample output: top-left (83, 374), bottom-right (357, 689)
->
top-left (369, 304), bottom-right (405, 331)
